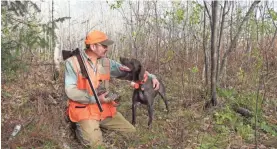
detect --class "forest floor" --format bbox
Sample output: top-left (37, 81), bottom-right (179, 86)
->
top-left (1, 62), bottom-right (277, 149)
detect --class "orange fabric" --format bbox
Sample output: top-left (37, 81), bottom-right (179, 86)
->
top-left (71, 54), bottom-right (100, 96)
top-left (68, 101), bottom-right (116, 122)
top-left (85, 30), bottom-right (108, 45)
top-left (132, 71), bottom-right (149, 89)
top-left (68, 55), bottom-right (117, 122)
top-left (131, 82), bottom-right (140, 89)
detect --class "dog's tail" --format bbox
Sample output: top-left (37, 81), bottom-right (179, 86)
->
top-left (158, 82), bottom-right (169, 113)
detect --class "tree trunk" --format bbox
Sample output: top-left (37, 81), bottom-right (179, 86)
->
top-left (52, 0), bottom-right (60, 81)
top-left (203, 7), bottom-right (209, 92)
top-left (54, 33), bottom-right (60, 81)
top-left (210, 1), bottom-right (219, 106)
top-left (154, 1), bottom-right (160, 73)
top-left (186, 1), bottom-right (189, 60)
top-left (216, 1), bottom-right (228, 83)
top-left (68, 0), bottom-right (71, 50)
top-left (129, 2), bottom-right (136, 58)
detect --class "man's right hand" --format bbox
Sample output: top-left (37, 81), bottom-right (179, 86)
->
top-left (99, 91), bottom-right (118, 103)
top-left (99, 91), bottom-right (110, 103)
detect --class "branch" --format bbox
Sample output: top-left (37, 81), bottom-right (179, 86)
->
top-left (224, 1), bottom-right (231, 15)
top-left (204, 1), bottom-right (212, 22)
top-left (266, 3), bottom-right (277, 28)
top-left (216, 1), bottom-right (228, 82)
top-left (268, 28), bottom-right (277, 51)
top-left (219, 1), bottom-right (261, 80)
top-left (8, 15), bottom-right (39, 27)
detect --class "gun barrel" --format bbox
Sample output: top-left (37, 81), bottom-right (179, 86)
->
top-left (78, 49), bottom-right (103, 112)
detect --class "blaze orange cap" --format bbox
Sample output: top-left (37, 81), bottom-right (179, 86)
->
top-left (85, 30), bottom-right (114, 46)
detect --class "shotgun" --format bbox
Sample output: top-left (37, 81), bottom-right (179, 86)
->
top-left (62, 48), bottom-right (103, 112)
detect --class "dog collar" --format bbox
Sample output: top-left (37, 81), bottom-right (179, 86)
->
top-left (131, 71), bottom-right (149, 90)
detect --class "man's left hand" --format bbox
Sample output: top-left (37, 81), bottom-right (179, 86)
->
top-left (152, 78), bottom-right (160, 90)
top-left (119, 65), bottom-right (131, 72)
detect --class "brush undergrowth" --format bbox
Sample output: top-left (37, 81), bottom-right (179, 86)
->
top-left (2, 60), bottom-right (277, 149)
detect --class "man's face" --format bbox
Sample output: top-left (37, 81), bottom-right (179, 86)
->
top-left (91, 43), bottom-right (108, 58)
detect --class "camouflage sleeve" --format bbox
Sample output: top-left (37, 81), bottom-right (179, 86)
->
top-left (147, 73), bottom-right (157, 80)
top-left (109, 59), bottom-right (157, 80)
top-left (109, 59), bottom-right (131, 79)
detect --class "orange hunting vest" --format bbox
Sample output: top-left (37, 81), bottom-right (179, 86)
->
top-left (67, 55), bottom-right (116, 122)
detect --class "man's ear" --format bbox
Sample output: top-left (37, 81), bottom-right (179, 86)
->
top-left (90, 44), bottom-right (96, 50)
top-left (139, 66), bottom-right (145, 81)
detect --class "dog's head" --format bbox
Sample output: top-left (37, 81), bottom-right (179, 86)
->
top-left (120, 57), bottom-right (145, 81)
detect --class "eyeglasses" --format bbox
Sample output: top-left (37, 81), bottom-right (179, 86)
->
top-left (96, 43), bottom-right (108, 49)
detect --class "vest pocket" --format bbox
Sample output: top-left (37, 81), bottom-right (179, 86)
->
top-left (75, 106), bottom-right (86, 108)
top-left (69, 102), bottom-right (90, 122)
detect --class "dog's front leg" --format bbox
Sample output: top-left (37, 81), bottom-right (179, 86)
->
top-left (132, 102), bottom-right (138, 126)
top-left (132, 91), bottom-right (139, 126)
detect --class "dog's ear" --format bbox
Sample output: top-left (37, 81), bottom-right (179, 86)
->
top-left (119, 57), bottom-right (124, 63)
top-left (138, 66), bottom-right (146, 81)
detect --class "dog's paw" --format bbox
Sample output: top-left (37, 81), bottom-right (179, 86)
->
top-left (147, 125), bottom-right (153, 130)
top-left (132, 122), bottom-right (137, 127)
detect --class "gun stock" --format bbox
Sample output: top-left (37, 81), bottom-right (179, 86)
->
top-left (62, 50), bottom-right (73, 60)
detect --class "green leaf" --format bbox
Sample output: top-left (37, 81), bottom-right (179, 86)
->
top-left (176, 9), bottom-right (184, 24)
top-left (268, 9), bottom-right (277, 21)
top-left (132, 31), bottom-right (137, 37)
top-left (109, 0), bottom-right (123, 10)
top-left (160, 50), bottom-right (174, 63)
top-left (191, 66), bottom-right (199, 73)
top-left (189, 2), bottom-right (202, 25)
top-left (260, 121), bottom-right (277, 136)
top-left (2, 91), bottom-right (12, 98)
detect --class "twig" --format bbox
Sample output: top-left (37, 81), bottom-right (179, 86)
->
top-left (204, 2), bottom-right (212, 22)
top-left (266, 3), bottom-right (277, 28)
top-left (208, 134), bottom-right (220, 149)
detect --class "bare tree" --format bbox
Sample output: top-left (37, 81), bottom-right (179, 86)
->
top-left (203, 6), bottom-right (209, 93)
top-left (216, 1), bottom-right (229, 83)
top-left (210, 1), bottom-right (219, 106)
top-left (219, 1), bottom-right (261, 81)
top-left (51, 0), bottom-right (60, 81)
top-left (154, 1), bottom-right (161, 73)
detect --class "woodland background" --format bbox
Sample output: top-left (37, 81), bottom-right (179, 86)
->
top-left (1, 0), bottom-right (277, 149)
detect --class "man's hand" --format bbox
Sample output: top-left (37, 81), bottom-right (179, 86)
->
top-left (119, 65), bottom-right (131, 71)
top-left (152, 78), bottom-right (160, 90)
top-left (99, 91), bottom-right (119, 103)
top-left (99, 92), bottom-right (112, 103)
